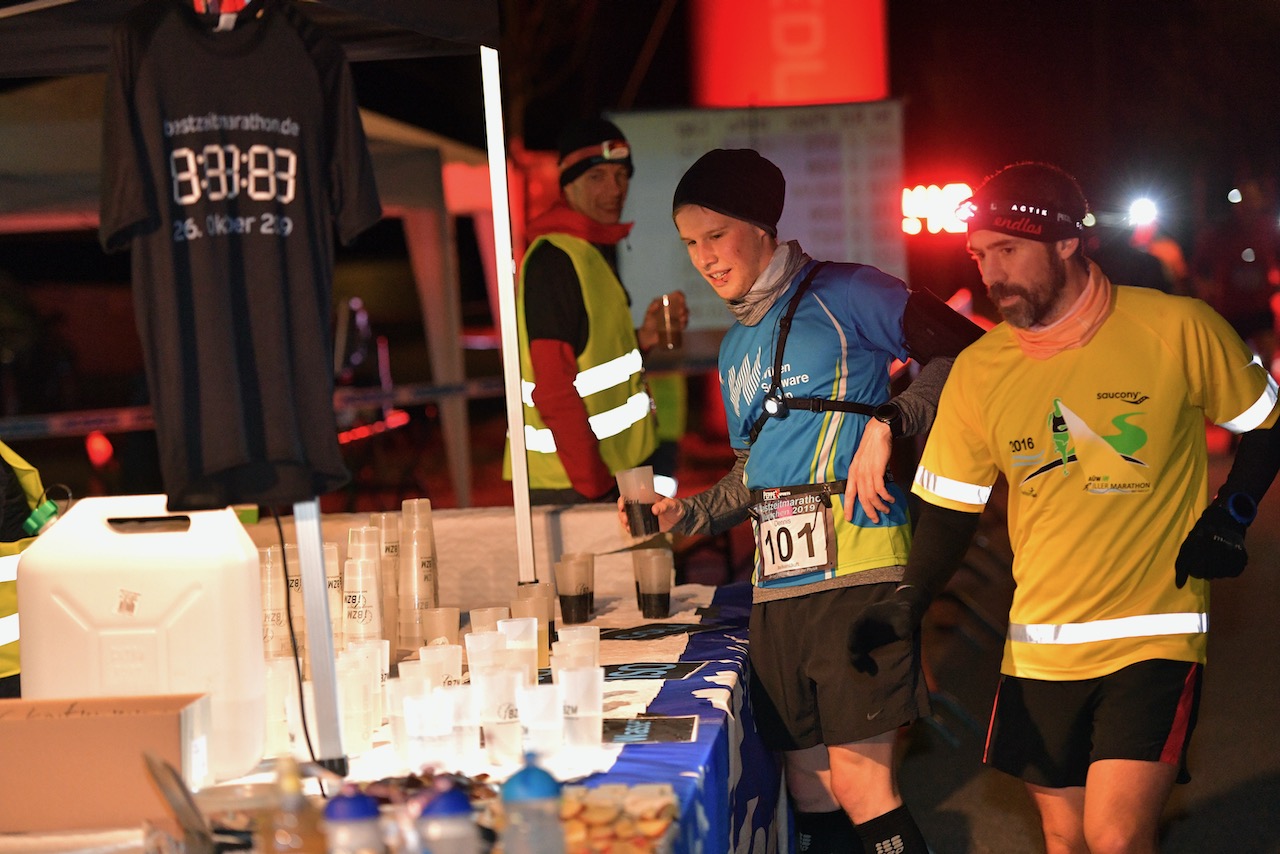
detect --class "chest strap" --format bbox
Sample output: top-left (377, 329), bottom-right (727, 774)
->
top-left (748, 261), bottom-right (876, 444)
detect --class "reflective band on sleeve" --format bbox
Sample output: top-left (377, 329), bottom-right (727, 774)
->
top-left (1220, 372), bottom-right (1279, 434)
top-left (524, 392), bottom-right (654, 454)
top-left (574, 350), bottom-right (643, 398)
top-left (591, 392), bottom-right (652, 440)
top-left (524, 423), bottom-right (558, 454)
top-left (522, 349), bottom-right (644, 407)
top-left (0, 554), bottom-right (17, 584)
top-left (1009, 612), bottom-right (1208, 644)
top-left (914, 467), bottom-right (993, 506)
top-left (0, 613), bottom-right (17, 648)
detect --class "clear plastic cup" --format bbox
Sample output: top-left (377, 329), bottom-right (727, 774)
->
top-left (421, 606), bottom-right (460, 647)
top-left (419, 643), bottom-right (464, 688)
top-left (468, 606), bottom-right (510, 634)
top-left (497, 617), bottom-right (540, 684)
top-left (471, 666), bottom-right (524, 768)
top-left (558, 665), bottom-right (605, 750)
top-left (553, 553), bottom-right (595, 623)
top-left (463, 629), bottom-right (507, 672)
top-left (632, 549), bottom-right (674, 618)
top-left (617, 466), bottom-right (660, 536)
top-left (516, 682), bottom-right (564, 757)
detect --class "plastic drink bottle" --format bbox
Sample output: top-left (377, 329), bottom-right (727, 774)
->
top-left (499, 753), bottom-right (565, 854)
top-left (323, 785), bottom-right (386, 854)
top-left (416, 787), bottom-right (481, 854)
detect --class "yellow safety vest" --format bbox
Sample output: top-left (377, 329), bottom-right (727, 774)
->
top-left (0, 442), bottom-right (45, 680)
top-left (505, 233), bottom-right (658, 490)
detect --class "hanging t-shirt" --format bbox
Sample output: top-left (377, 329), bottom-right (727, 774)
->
top-left (99, 0), bottom-right (382, 510)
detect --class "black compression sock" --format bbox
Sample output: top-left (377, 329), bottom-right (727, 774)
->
top-left (795, 809), bottom-right (864, 853)
top-left (855, 804), bottom-right (929, 853)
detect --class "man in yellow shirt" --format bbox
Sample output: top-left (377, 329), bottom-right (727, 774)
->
top-left (850, 161), bottom-right (1280, 853)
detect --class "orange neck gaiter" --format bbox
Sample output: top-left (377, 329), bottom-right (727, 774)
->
top-left (1011, 261), bottom-right (1114, 360)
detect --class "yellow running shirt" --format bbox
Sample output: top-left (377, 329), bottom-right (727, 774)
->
top-left (915, 284), bottom-right (1279, 680)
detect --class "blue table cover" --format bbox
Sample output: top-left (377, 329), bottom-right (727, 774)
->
top-left (582, 582), bottom-right (781, 853)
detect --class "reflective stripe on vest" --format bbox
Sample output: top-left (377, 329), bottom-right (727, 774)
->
top-left (1008, 611), bottom-right (1208, 645)
top-left (521, 349), bottom-right (645, 407)
top-left (1221, 370), bottom-right (1279, 433)
top-left (1, 555), bottom-right (19, 650)
top-left (914, 466), bottom-right (993, 506)
top-left (524, 392), bottom-right (654, 453)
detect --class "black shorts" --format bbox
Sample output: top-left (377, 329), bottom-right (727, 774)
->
top-left (748, 584), bottom-right (930, 751)
top-left (983, 659), bottom-right (1202, 788)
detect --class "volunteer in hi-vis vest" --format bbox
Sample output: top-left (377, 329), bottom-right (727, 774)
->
top-left (504, 118), bottom-right (687, 505)
top-left (0, 443), bottom-right (48, 698)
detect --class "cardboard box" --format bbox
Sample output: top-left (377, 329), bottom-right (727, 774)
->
top-left (0, 693), bottom-right (211, 833)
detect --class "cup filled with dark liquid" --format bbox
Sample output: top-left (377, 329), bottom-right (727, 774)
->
top-left (554, 552), bottom-right (595, 624)
top-left (617, 465), bottom-right (660, 536)
top-left (632, 548), bottom-right (674, 619)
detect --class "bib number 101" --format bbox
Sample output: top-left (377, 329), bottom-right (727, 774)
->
top-left (762, 520), bottom-right (817, 565)
top-left (755, 495), bottom-right (835, 579)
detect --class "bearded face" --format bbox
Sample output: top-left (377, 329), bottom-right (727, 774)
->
top-left (968, 232), bottom-right (1074, 329)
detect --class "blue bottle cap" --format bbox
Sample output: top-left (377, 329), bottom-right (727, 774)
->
top-left (324, 787), bottom-right (381, 821)
top-left (501, 754), bottom-right (561, 802)
top-left (421, 788), bottom-right (473, 817)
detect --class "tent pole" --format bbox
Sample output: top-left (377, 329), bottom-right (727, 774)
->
top-left (480, 46), bottom-right (537, 584)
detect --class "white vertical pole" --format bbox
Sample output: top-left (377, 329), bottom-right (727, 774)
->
top-left (294, 497), bottom-right (347, 775)
top-left (480, 45), bottom-right (537, 584)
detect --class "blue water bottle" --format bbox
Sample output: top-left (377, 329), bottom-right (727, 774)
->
top-left (500, 753), bottom-right (565, 854)
top-left (322, 785), bottom-right (386, 854)
top-left (416, 787), bottom-right (481, 854)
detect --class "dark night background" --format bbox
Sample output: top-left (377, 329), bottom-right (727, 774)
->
top-left (351, 0), bottom-right (1280, 255)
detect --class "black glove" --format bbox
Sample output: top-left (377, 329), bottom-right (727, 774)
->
top-left (848, 585), bottom-right (928, 663)
top-left (1174, 497), bottom-right (1253, 588)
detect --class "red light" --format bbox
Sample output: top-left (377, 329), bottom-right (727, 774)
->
top-left (901, 183), bottom-right (973, 235)
top-left (691, 0), bottom-right (887, 107)
top-left (337, 409), bottom-right (410, 445)
top-left (85, 430), bottom-right (114, 469)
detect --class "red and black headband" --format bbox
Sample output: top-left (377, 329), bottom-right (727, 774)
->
top-left (957, 197), bottom-right (1084, 242)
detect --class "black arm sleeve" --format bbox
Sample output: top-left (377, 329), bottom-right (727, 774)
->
top-left (890, 356), bottom-right (951, 437)
top-left (902, 501), bottom-right (983, 606)
top-left (672, 449), bottom-right (753, 536)
top-left (1215, 422), bottom-right (1280, 512)
top-left (902, 288), bottom-right (985, 364)
top-left (523, 242), bottom-right (589, 352)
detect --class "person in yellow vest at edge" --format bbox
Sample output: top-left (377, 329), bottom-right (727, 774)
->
top-left (0, 442), bottom-right (51, 698)
top-left (505, 117), bottom-right (689, 504)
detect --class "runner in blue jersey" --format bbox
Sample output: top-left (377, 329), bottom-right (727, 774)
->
top-left (620, 149), bottom-right (982, 854)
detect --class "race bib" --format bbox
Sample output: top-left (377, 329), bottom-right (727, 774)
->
top-left (753, 490), bottom-right (837, 579)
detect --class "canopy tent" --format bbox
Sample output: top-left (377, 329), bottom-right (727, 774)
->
top-left (0, 0), bottom-right (537, 775)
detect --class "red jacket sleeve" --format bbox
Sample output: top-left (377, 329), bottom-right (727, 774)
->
top-left (528, 338), bottom-right (615, 498)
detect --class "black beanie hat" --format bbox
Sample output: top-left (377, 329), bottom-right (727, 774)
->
top-left (557, 118), bottom-right (634, 187)
top-left (671, 149), bottom-right (785, 237)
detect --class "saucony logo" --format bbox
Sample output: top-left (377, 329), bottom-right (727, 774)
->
top-left (1096, 391), bottom-right (1149, 405)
